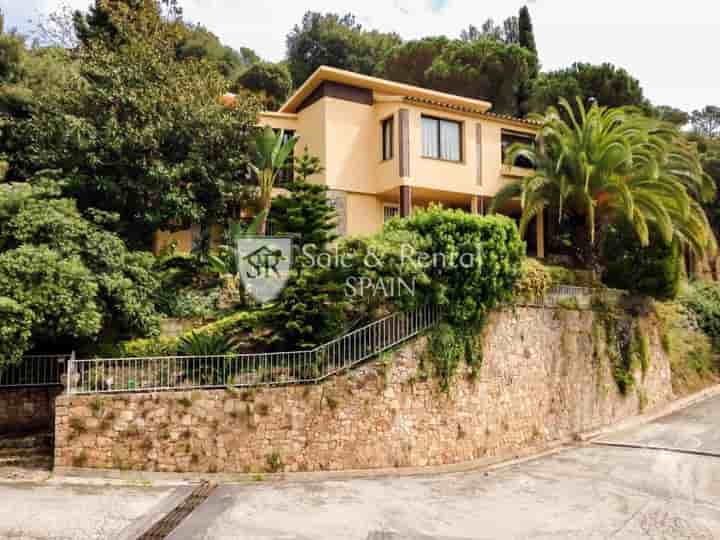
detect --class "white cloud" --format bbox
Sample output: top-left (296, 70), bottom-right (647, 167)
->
top-left (2, 0), bottom-right (720, 112)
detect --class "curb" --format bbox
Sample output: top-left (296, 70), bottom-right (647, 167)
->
top-left (49, 383), bottom-right (720, 487)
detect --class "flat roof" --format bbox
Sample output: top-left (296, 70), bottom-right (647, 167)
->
top-left (278, 66), bottom-right (493, 114)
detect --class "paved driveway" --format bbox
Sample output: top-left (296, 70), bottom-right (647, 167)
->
top-left (169, 394), bottom-right (720, 540)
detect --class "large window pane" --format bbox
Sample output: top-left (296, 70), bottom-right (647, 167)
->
top-left (422, 116), bottom-right (439, 158)
top-left (440, 120), bottom-right (461, 161)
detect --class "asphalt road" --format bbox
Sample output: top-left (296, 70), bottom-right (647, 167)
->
top-left (0, 393), bottom-right (718, 540)
top-left (168, 394), bottom-right (720, 540)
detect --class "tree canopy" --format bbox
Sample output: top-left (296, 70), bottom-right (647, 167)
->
top-left (286, 11), bottom-right (401, 88)
top-left (234, 61), bottom-right (292, 111)
top-left (529, 62), bottom-right (648, 115)
top-left (1, 3), bottom-right (260, 247)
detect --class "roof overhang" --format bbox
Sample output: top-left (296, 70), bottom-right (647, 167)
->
top-left (278, 66), bottom-right (493, 114)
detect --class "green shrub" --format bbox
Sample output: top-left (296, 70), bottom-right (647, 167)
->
top-left (681, 280), bottom-right (720, 347)
top-left (601, 223), bottom-right (681, 300)
top-left (385, 205), bottom-right (524, 326)
top-left (513, 259), bottom-right (552, 301)
top-left (0, 245), bottom-right (102, 361)
top-left (0, 181), bottom-right (161, 362)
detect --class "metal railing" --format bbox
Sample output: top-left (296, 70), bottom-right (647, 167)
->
top-left (68, 304), bottom-right (441, 395)
top-left (516, 285), bottom-right (626, 309)
top-left (0, 353), bottom-right (72, 389)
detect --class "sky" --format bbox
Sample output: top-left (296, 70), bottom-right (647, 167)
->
top-left (2, 0), bottom-right (719, 113)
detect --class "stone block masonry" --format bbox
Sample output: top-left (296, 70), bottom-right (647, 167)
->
top-left (54, 307), bottom-right (675, 473)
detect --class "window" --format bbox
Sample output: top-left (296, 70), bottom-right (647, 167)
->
top-left (276, 130), bottom-right (296, 185)
top-left (381, 116), bottom-right (394, 161)
top-left (501, 130), bottom-right (535, 169)
top-left (422, 116), bottom-right (462, 162)
top-left (384, 204), bottom-right (400, 223)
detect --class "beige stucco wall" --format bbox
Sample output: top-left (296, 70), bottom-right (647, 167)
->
top-left (345, 192), bottom-right (385, 237)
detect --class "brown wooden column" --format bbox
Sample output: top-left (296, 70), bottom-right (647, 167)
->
top-left (399, 109), bottom-right (410, 178)
top-left (400, 185), bottom-right (412, 218)
top-left (536, 208), bottom-right (545, 259)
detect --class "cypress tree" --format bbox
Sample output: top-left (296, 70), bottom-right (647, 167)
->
top-left (518, 6), bottom-right (537, 55)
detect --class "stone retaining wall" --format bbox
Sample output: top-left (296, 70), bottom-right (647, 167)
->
top-left (54, 307), bottom-right (675, 473)
top-left (0, 387), bottom-right (62, 434)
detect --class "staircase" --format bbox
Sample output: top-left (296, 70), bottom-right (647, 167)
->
top-left (0, 431), bottom-right (53, 476)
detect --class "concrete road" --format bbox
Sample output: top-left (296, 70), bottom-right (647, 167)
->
top-left (168, 395), bottom-right (720, 540)
top-left (0, 483), bottom-right (178, 540)
top-left (0, 394), bottom-right (717, 539)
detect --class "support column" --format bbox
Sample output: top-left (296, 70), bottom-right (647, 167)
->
top-left (470, 195), bottom-right (480, 215)
top-left (400, 185), bottom-right (413, 218)
top-left (536, 209), bottom-right (545, 259)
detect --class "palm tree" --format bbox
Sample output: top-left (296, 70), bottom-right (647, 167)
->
top-left (491, 98), bottom-right (716, 266)
top-left (249, 126), bottom-right (299, 235)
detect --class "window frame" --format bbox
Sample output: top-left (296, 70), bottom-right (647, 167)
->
top-left (381, 115), bottom-right (394, 161)
top-left (421, 114), bottom-right (463, 163)
top-left (383, 203), bottom-right (400, 223)
top-left (276, 129), bottom-right (296, 185)
top-left (501, 129), bottom-right (535, 169)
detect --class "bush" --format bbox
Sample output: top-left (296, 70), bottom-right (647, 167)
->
top-left (0, 181), bottom-right (161, 352)
top-left (602, 224), bottom-right (681, 299)
top-left (385, 206), bottom-right (524, 325)
top-left (0, 246), bottom-right (103, 360)
top-left (513, 259), bottom-right (552, 301)
top-left (0, 297), bottom-right (33, 366)
top-left (681, 280), bottom-right (720, 346)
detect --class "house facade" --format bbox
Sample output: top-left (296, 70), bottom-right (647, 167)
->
top-left (155, 66), bottom-right (545, 257)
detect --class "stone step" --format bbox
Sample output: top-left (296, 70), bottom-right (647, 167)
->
top-left (0, 446), bottom-right (51, 459)
top-left (0, 455), bottom-right (52, 469)
top-left (0, 432), bottom-right (52, 450)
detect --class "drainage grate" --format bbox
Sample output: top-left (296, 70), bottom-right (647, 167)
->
top-left (137, 481), bottom-right (216, 539)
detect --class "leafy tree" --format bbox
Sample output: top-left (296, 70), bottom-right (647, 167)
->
top-left (518, 6), bottom-right (537, 55)
top-left (0, 24), bottom-right (25, 83)
top-left (690, 106), bottom-right (720, 138)
top-left (491, 99), bottom-right (716, 268)
top-left (2, 6), bottom-right (259, 247)
top-left (529, 62), bottom-right (647, 115)
top-left (286, 11), bottom-right (400, 87)
top-left (176, 25), bottom-right (258, 80)
top-left (234, 62), bottom-right (292, 111)
top-left (73, 0), bottom-right (182, 45)
top-left (250, 126), bottom-right (299, 235)
top-left (653, 105), bottom-right (689, 127)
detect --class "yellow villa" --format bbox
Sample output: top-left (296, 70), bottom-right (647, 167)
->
top-left (155, 66), bottom-right (545, 257)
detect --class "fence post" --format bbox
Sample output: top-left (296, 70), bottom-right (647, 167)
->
top-left (66, 350), bottom-right (75, 395)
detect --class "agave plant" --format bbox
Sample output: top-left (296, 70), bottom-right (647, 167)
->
top-left (491, 97), bottom-right (716, 265)
top-left (178, 332), bottom-right (237, 385)
top-left (250, 126), bottom-right (299, 235)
